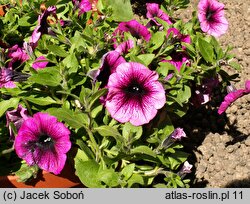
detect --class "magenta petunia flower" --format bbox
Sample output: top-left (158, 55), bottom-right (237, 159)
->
top-left (179, 161), bottom-right (193, 174)
top-left (198, 0), bottom-right (228, 37)
top-left (115, 40), bottom-right (134, 55)
top-left (7, 44), bottom-right (29, 68)
top-left (167, 28), bottom-right (191, 46)
top-left (0, 68), bottom-right (16, 88)
top-left (162, 127), bottom-right (186, 148)
top-left (14, 112), bottom-right (71, 175)
top-left (94, 51), bottom-right (126, 87)
top-left (72, 0), bottom-right (92, 15)
top-left (30, 6), bottom-right (57, 47)
top-left (6, 104), bottom-right (29, 140)
top-left (113, 20), bottom-right (151, 48)
top-left (170, 128), bottom-right (187, 140)
top-left (146, 3), bottom-right (172, 26)
top-left (32, 56), bottom-right (49, 70)
top-left (163, 53), bottom-right (190, 72)
top-left (218, 80), bottom-right (250, 114)
top-left (105, 62), bottom-right (166, 126)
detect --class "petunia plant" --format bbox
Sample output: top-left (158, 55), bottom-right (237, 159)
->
top-left (0, 0), bottom-right (244, 188)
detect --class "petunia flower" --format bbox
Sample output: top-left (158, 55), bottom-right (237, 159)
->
top-left (114, 40), bottom-right (134, 55)
top-left (198, 0), bottom-right (228, 37)
top-left (105, 62), bottom-right (166, 126)
top-left (6, 104), bottom-right (29, 140)
top-left (30, 6), bottom-right (57, 48)
top-left (163, 53), bottom-right (190, 72)
top-left (162, 127), bottom-right (186, 148)
top-left (178, 161), bottom-right (193, 178)
top-left (7, 44), bottom-right (29, 68)
top-left (32, 56), bottom-right (49, 70)
top-left (113, 19), bottom-right (151, 48)
top-left (93, 51), bottom-right (126, 87)
top-left (146, 3), bottom-right (172, 26)
top-left (167, 28), bottom-right (191, 47)
top-left (0, 68), bottom-right (16, 88)
top-left (14, 112), bottom-right (71, 175)
top-left (218, 80), bottom-right (250, 114)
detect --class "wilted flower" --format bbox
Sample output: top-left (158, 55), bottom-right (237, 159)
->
top-left (0, 68), bottom-right (16, 88)
top-left (146, 3), bottom-right (172, 26)
top-left (198, 0), bottom-right (228, 37)
top-left (106, 62), bottom-right (166, 126)
top-left (191, 77), bottom-right (219, 107)
top-left (32, 56), bottom-right (49, 70)
top-left (113, 19), bottom-right (151, 48)
top-left (30, 6), bottom-right (57, 47)
top-left (14, 112), bottom-right (71, 175)
top-left (218, 80), bottom-right (250, 114)
top-left (6, 104), bottom-right (29, 140)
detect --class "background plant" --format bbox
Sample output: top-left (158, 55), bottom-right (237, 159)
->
top-left (0, 0), bottom-right (240, 187)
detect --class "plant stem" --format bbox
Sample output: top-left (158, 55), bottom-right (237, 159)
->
top-left (0, 146), bottom-right (14, 156)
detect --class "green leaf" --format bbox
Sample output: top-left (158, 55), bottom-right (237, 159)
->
top-left (15, 163), bottom-right (39, 183)
top-left (88, 88), bottom-right (108, 110)
top-left (74, 159), bottom-right (103, 188)
top-left (25, 95), bottom-right (57, 106)
top-left (95, 125), bottom-right (124, 142)
top-left (198, 38), bottom-right (214, 63)
top-left (0, 98), bottom-right (19, 117)
top-left (98, 168), bottom-right (120, 187)
top-left (149, 31), bottom-right (165, 51)
top-left (137, 54), bottom-right (155, 66)
top-left (121, 163), bottom-right (135, 181)
top-left (122, 122), bottom-right (143, 141)
top-left (130, 146), bottom-right (156, 158)
top-left (18, 16), bottom-right (33, 27)
top-left (127, 174), bottom-right (144, 187)
top-left (47, 108), bottom-right (89, 129)
top-left (229, 61), bottom-right (241, 70)
top-left (47, 45), bottom-right (68, 57)
top-left (63, 53), bottom-right (79, 74)
top-left (28, 67), bottom-right (61, 87)
top-left (103, 0), bottom-right (133, 22)
top-left (176, 85), bottom-right (191, 103)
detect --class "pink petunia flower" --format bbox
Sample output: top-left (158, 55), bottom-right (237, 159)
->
top-left (6, 104), bottom-right (30, 140)
top-left (72, 0), bottom-right (92, 15)
top-left (146, 3), bottom-right (173, 26)
top-left (105, 62), bottom-right (166, 126)
top-left (218, 80), bottom-right (250, 114)
top-left (114, 40), bottom-right (134, 55)
top-left (162, 127), bottom-right (186, 148)
top-left (0, 68), bottom-right (16, 88)
top-left (167, 28), bottom-right (191, 46)
top-left (179, 161), bottom-right (193, 174)
top-left (14, 112), bottom-right (71, 175)
top-left (32, 56), bottom-right (49, 70)
top-left (171, 128), bottom-right (187, 140)
top-left (30, 6), bottom-right (57, 48)
top-left (7, 44), bottom-right (29, 68)
top-left (113, 19), bottom-right (151, 48)
top-left (198, 0), bottom-right (228, 37)
top-left (94, 51), bottom-right (126, 87)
